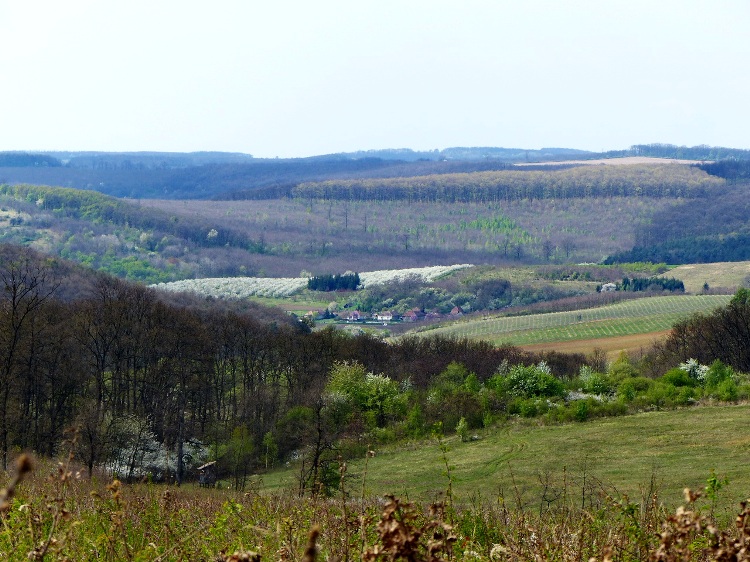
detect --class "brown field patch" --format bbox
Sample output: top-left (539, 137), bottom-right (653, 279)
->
top-left (520, 329), bottom-right (671, 359)
top-left (663, 261), bottom-right (750, 293)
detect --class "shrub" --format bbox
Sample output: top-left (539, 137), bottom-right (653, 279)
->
top-left (714, 379), bottom-right (739, 402)
top-left (584, 373), bottom-right (615, 395)
top-left (456, 417), bottom-right (470, 442)
top-left (644, 381), bottom-right (680, 408)
top-left (662, 368), bottom-right (697, 388)
top-left (501, 363), bottom-right (565, 399)
top-left (609, 352), bottom-right (640, 381)
top-left (574, 400), bottom-right (590, 421)
top-left (617, 376), bottom-right (652, 402)
top-left (679, 358), bottom-right (709, 384)
top-left (704, 360), bottom-right (733, 388)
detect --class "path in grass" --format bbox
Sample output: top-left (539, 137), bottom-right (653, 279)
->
top-left (262, 404), bottom-right (750, 513)
top-left (414, 295), bottom-right (731, 346)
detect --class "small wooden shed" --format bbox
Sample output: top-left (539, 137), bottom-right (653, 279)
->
top-left (197, 461), bottom-right (217, 488)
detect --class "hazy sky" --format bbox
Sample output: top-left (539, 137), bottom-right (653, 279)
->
top-left (1, 1), bottom-right (749, 157)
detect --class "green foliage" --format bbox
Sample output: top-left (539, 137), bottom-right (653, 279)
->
top-left (500, 363), bottom-right (565, 399)
top-left (608, 352), bottom-right (639, 381)
top-left (308, 272), bottom-right (360, 291)
top-left (225, 425), bottom-right (254, 491)
top-left (455, 417), bottom-right (470, 442)
top-left (704, 360), bottom-right (733, 388)
top-left (619, 276), bottom-right (684, 292)
top-left (262, 431), bottom-right (278, 470)
top-left (404, 404), bottom-right (426, 438)
top-left (662, 368), bottom-right (697, 388)
top-left (713, 379), bottom-right (739, 402)
top-left (325, 361), bottom-right (405, 428)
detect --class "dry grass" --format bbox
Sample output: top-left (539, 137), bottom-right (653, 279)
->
top-left (520, 330), bottom-right (671, 360)
top-left (4, 450), bottom-right (750, 561)
top-left (662, 262), bottom-right (750, 293)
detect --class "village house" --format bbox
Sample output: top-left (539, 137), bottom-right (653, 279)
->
top-left (402, 310), bottom-right (419, 322)
top-left (342, 310), bottom-right (363, 322)
top-left (373, 311), bottom-right (394, 322)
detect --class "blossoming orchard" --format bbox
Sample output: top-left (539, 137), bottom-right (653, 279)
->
top-left (152, 264), bottom-right (473, 299)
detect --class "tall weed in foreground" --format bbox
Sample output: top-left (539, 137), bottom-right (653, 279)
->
top-left (2, 453), bottom-right (750, 560)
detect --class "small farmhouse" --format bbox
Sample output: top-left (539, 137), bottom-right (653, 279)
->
top-left (373, 311), bottom-right (394, 322)
top-left (342, 310), bottom-right (363, 321)
top-left (402, 310), bottom-right (419, 322)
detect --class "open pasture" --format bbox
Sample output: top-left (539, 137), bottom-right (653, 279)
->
top-left (263, 404), bottom-right (750, 514)
top-left (661, 261), bottom-right (750, 293)
top-left (412, 294), bottom-right (731, 347)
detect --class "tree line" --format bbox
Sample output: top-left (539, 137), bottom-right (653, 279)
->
top-left (307, 272), bottom-right (360, 291)
top-left (292, 164), bottom-right (723, 203)
top-left (0, 245), bottom-right (583, 486)
top-left (650, 288), bottom-right (750, 374)
top-left (619, 276), bottom-right (684, 292)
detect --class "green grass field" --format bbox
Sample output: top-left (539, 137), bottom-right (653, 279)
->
top-left (412, 294), bottom-right (731, 346)
top-left (262, 404), bottom-right (750, 514)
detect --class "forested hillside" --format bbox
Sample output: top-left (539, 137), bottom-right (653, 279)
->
top-left (293, 164), bottom-right (723, 203)
top-left (604, 184), bottom-right (750, 264)
top-left (0, 244), bottom-right (581, 484)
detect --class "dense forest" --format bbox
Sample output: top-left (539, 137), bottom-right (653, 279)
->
top-left (604, 184), bottom-right (750, 264)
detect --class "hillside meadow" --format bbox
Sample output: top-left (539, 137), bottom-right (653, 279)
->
top-left (262, 403), bottom-right (750, 514)
top-left (262, 404), bottom-right (750, 509)
top-left (3, 405), bottom-right (750, 560)
top-left (661, 261), bottom-right (750, 293)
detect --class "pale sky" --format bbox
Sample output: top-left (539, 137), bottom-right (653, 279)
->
top-left (1, 1), bottom-right (749, 157)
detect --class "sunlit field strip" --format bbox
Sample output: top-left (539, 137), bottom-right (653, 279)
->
top-left (422, 295), bottom-right (731, 344)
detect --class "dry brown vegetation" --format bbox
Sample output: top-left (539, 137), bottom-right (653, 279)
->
top-left (3, 452), bottom-right (750, 561)
top-left (520, 330), bottom-right (671, 360)
top-left (661, 262), bottom-right (750, 293)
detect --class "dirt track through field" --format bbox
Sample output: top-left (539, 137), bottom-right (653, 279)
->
top-left (520, 330), bottom-right (671, 359)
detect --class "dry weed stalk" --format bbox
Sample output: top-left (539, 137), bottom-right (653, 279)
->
top-left (363, 495), bottom-right (456, 562)
top-left (650, 488), bottom-right (750, 561)
top-left (0, 453), bottom-right (33, 513)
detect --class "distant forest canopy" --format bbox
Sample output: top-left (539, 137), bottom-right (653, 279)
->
top-left (0, 143), bottom-right (747, 199)
top-left (292, 164), bottom-right (724, 203)
top-left (625, 143), bottom-right (750, 161)
top-left (697, 160), bottom-right (750, 182)
top-left (603, 185), bottom-right (750, 265)
top-left (0, 152), bottom-right (62, 167)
